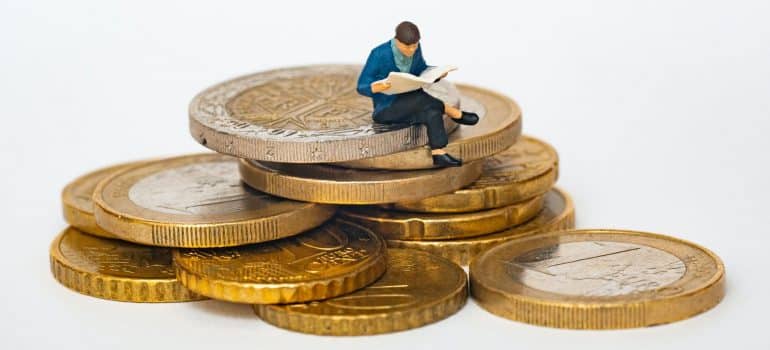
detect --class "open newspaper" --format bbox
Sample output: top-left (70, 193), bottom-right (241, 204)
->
top-left (376, 66), bottom-right (458, 95)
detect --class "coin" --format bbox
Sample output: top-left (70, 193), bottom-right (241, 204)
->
top-left (339, 194), bottom-right (544, 241)
top-left (335, 84), bottom-right (522, 170)
top-left (387, 188), bottom-right (574, 265)
top-left (61, 160), bottom-right (145, 238)
top-left (238, 159), bottom-right (484, 205)
top-left (93, 153), bottom-right (336, 248)
top-left (189, 64), bottom-right (461, 163)
top-left (383, 135), bottom-right (558, 213)
top-left (255, 249), bottom-right (467, 336)
top-left (50, 227), bottom-right (205, 303)
top-left (173, 218), bottom-right (387, 304)
top-left (470, 229), bottom-right (725, 329)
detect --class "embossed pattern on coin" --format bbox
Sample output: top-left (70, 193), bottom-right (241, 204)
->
top-left (255, 249), bottom-right (467, 335)
top-left (189, 64), bottom-right (460, 163)
top-left (470, 229), bottom-right (726, 329)
top-left (93, 154), bottom-right (336, 248)
top-left (385, 135), bottom-right (558, 213)
top-left (340, 194), bottom-right (544, 241)
top-left (173, 218), bottom-right (387, 304)
top-left (49, 227), bottom-right (205, 303)
top-left (386, 188), bottom-right (575, 265)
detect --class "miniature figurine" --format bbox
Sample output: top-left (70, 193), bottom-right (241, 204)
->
top-left (357, 21), bottom-right (479, 168)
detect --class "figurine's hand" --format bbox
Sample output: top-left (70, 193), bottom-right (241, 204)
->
top-left (371, 81), bottom-right (392, 94)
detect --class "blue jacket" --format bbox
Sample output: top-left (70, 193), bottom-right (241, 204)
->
top-left (357, 40), bottom-right (429, 115)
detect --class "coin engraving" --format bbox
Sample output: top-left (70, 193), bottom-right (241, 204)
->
top-left (470, 136), bottom-right (557, 187)
top-left (507, 241), bottom-right (686, 297)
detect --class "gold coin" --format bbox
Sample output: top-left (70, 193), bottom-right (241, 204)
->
top-left (339, 194), bottom-right (544, 241)
top-left (189, 64), bottom-right (459, 163)
top-left (384, 135), bottom-right (558, 213)
top-left (173, 218), bottom-right (387, 304)
top-left (62, 161), bottom-right (144, 238)
top-left (238, 159), bottom-right (484, 205)
top-left (50, 227), bottom-right (205, 303)
top-left (336, 84), bottom-right (522, 170)
top-left (93, 153), bottom-right (336, 248)
top-left (255, 249), bottom-right (467, 336)
top-left (387, 188), bottom-right (574, 265)
top-left (470, 229), bottom-right (725, 329)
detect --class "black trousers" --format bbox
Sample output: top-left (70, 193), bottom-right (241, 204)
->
top-left (373, 89), bottom-right (448, 149)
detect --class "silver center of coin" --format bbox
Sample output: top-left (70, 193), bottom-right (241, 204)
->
top-left (506, 241), bottom-right (686, 297)
top-left (128, 161), bottom-right (260, 215)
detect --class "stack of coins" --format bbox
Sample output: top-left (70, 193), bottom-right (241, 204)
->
top-left (51, 64), bottom-right (724, 334)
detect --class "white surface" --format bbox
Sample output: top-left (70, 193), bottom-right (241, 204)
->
top-left (2, 1), bottom-right (769, 349)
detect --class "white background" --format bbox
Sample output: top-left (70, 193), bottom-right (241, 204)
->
top-left (2, 1), bottom-right (769, 349)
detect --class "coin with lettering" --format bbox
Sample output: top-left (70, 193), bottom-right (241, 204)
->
top-left (383, 135), bottom-right (558, 213)
top-left (189, 64), bottom-right (461, 163)
top-left (255, 249), bottom-right (467, 335)
top-left (173, 218), bottom-right (387, 304)
top-left (387, 188), bottom-right (574, 265)
top-left (339, 194), bottom-right (544, 241)
top-left (238, 158), bottom-right (484, 205)
top-left (50, 227), bottom-right (205, 302)
top-left (336, 84), bottom-right (522, 170)
top-left (470, 229), bottom-right (725, 329)
top-left (62, 160), bottom-right (145, 238)
top-left (93, 154), bottom-right (336, 248)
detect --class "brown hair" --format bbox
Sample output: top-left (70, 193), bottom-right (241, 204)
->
top-left (395, 21), bottom-right (420, 45)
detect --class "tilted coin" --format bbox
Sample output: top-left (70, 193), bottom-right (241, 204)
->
top-left (173, 218), bottom-right (387, 304)
top-left (238, 159), bottom-right (484, 205)
top-left (50, 227), bottom-right (205, 303)
top-left (384, 135), bottom-right (558, 213)
top-left (189, 64), bottom-right (461, 163)
top-left (387, 188), bottom-right (574, 265)
top-left (339, 194), bottom-right (544, 241)
top-left (93, 153), bottom-right (336, 248)
top-left (255, 249), bottom-right (467, 336)
top-left (62, 160), bottom-right (145, 238)
top-left (336, 84), bottom-right (522, 170)
top-left (470, 229), bottom-right (725, 329)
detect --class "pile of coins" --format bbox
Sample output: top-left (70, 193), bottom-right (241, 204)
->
top-left (51, 64), bottom-right (725, 334)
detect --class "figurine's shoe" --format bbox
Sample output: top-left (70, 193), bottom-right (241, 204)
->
top-left (451, 111), bottom-right (479, 126)
top-left (432, 153), bottom-right (463, 167)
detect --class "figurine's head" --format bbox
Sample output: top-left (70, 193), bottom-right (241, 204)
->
top-left (395, 21), bottom-right (420, 57)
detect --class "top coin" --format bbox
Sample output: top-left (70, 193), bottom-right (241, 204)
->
top-left (189, 64), bottom-right (461, 163)
top-left (470, 229), bottom-right (726, 329)
top-left (92, 153), bottom-right (336, 248)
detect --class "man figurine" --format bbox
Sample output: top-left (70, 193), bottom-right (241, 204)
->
top-left (357, 21), bottom-right (479, 168)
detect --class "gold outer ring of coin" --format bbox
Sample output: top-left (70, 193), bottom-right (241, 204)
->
top-left (383, 135), bottom-right (559, 213)
top-left (469, 229), bottom-right (726, 329)
top-left (172, 218), bottom-right (388, 304)
top-left (387, 187), bottom-right (575, 265)
top-left (93, 153), bottom-right (337, 248)
top-left (50, 227), bottom-right (206, 303)
top-left (188, 64), bottom-right (460, 163)
top-left (254, 249), bottom-right (468, 336)
top-left (61, 160), bottom-right (147, 238)
top-left (336, 84), bottom-right (523, 170)
top-left (339, 194), bottom-right (545, 241)
top-left (238, 159), bottom-right (484, 205)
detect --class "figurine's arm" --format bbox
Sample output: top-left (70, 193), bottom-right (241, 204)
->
top-left (357, 49), bottom-right (383, 97)
top-left (412, 45), bottom-right (429, 75)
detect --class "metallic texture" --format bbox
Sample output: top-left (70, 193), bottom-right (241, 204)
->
top-left (189, 64), bottom-right (460, 163)
top-left (387, 188), bottom-right (575, 265)
top-left (336, 84), bottom-right (522, 170)
top-left (339, 194), bottom-right (544, 241)
top-left (238, 158), bottom-right (484, 205)
top-left (385, 135), bottom-right (558, 213)
top-left (93, 153), bottom-right (336, 248)
top-left (173, 218), bottom-right (387, 304)
top-left (49, 227), bottom-right (205, 303)
top-left (469, 229), bottom-right (725, 329)
top-left (255, 249), bottom-right (467, 336)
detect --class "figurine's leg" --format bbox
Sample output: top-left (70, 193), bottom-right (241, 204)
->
top-left (444, 104), bottom-right (462, 119)
top-left (444, 102), bottom-right (479, 126)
